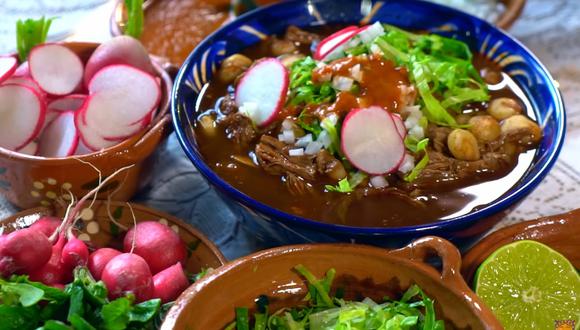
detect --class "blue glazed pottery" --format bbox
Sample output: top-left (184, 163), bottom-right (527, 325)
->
top-left (171, 0), bottom-right (565, 247)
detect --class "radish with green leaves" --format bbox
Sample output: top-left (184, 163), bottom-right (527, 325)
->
top-left (101, 253), bottom-right (154, 302)
top-left (88, 248), bottom-right (122, 280)
top-left (0, 227), bottom-right (52, 277)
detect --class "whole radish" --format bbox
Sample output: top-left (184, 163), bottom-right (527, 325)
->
top-left (152, 263), bottom-right (190, 303)
top-left (123, 221), bottom-right (187, 274)
top-left (88, 248), bottom-right (122, 280)
top-left (101, 253), bottom-right (154, 302)
top-left (61, 236), bottom-right (89, 270)
top-left (28, 235), bottom-right (68, 285)
top-left (0, 228), bottom-right (52, 277)
top-left (29, 216), bottom-right (61, 237)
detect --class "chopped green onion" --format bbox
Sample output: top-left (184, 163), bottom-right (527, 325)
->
top-left (235, 307), bottom-right (250, 330)
top-left (124, 0), bottom-right (144, 39)
top-left (15, 16), bottom-right (54, 62)
top-left (325, 178), bottom-right (352, 193)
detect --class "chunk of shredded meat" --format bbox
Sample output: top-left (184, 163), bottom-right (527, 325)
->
top-left (220, 113), bottom-right (256, 146)
top-left (255, 135), bottom-right (317, 180)
top-left (285, 25), bottom-right (320, 45)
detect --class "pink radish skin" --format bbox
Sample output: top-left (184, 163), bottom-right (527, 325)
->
top-left (235, 58), bottom-right (289, 127)
top-left (0, 56), bottom-right (17, 84)
top-left (391, 113), bottom-right (407, 138)
top-left (60, 236), bottom-right (89, 270)
top-left (314, 26), bottom-right (359, 61)
top-left (101, 253), bottom-right (154, 302)
top-left (84, 36), bottom-right (154, 86)
top-left (0, 228), bottom-right (52, 277)
top-left (75, 105), bottom-right (117, 151)
top-left (29, 43), bottom-right (84, 95)
top-left (51, 283), bottom-right (65, 290)
top-left (29, 216), bottom-right (61, 237)
top-left (152, 263), bottom-right (189, 303)
top-left (3, 76), bottom-right (45, 96)
top-left (88, 248), bottom-right (122, 280)
top-left (29, 235), bottom-right (68, 285)
top-left (13, 61), bottom-right (29, 77)
top-left (341, 106), bottom-right (405, 175)
top-left (38, 111), bottom-right (79, 158)
top-left (48, 94), bottom-right (87, 112)
top-left (123, 221), bottom-right (187, 274)
top-left (85, 64), bottom-right (160, 139)
top-left (0, 84), bottom-right (46, 150)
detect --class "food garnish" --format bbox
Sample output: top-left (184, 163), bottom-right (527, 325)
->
top-left (15, 17), bottom-right (54, 62)
top-left (227, 264), bottom-right (445, 330)
top-left (475, 240), bottom-right (580, 330)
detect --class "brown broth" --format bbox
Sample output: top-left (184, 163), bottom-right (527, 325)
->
top-left (192, 31), bottom-right (537, 228)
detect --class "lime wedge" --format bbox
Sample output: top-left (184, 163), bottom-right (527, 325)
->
top-left (475, 240), bottom-right (580, 330)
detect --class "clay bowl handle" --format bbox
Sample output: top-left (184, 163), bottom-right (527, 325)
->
top-left (387, 236), bottom-right (464, 285)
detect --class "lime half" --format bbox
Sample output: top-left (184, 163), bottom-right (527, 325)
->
top-left (475, 240), bottom-right (580, 330)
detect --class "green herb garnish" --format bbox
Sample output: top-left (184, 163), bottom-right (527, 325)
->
top-left (124, 0), bottom-right (144, 39)
top-left (404, 136), bottom-right (430, 182)
top-left (15, 16), bottom-right (54, 62)
top-left (289, 57), bottom-right (336, 106)
top-left (325, 177), bottom-right (352, 193)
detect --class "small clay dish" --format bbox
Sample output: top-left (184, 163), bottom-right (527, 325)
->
top-left (0, 42), bottom-right (172, 209)
top-left (462, 208), bottom-right (580, 285)
top-left (0, 200), bottom-right (226, 272)
top-left (161, 236), bottom-right (502, 329)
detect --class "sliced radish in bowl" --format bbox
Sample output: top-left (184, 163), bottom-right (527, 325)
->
top-left (29, 44), bottom-right (84, 95)
top-left (0, 56), bottom-right (17, 84)
top-left (3, 76), bottom-right (44, 96)
top-left (13, 61), bottom-right (29, 77)
top-left (16, 141), bottom-right (39, 156)
top-left (48, 94), bottom-right (87, 112)
top-left (341, 106), bottom-right (405, 175)
top-left (38, 111), bottom-right (79, 158)
top-left (314, 26), bottom-right (359, 62)
top-left (75, 106), bottom-right (117, 151)
top-left (0, 84), bottom-right (45, 150)
top-left (235, 58), bottom-right (288, 127)
top-left (391, 113), bottom-right (407, 138)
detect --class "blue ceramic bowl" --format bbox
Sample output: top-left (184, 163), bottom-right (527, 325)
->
top-left (172, 0), bottom-right (565, 247)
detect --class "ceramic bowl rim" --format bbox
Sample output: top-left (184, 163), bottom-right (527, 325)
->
top-left (172, 0), bottom-right (566, 235)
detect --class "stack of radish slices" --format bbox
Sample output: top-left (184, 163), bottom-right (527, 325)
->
top-left (0, 36), bottom-right (161, 157)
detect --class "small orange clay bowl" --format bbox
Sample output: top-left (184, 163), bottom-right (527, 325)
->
top-left (0, 42), bottom-right (172, 209)
top-left (0, 200), bottom-right (226, 273)
top-left (161, 236), bottom-right (502, 329)
top-left (462, 208), bottom-right (580, 285)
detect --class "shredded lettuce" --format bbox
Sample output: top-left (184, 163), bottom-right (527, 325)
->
top-left (325, 178), bottom-right (352, 193)
top-left (289, 57), bottom-right (336, 106)
top-left (404, 137), bottom-right (430, 182)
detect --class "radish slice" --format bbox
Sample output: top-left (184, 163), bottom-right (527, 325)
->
top-left (341, 106), bottom-right (405, 175)
top-left (13, 61), bottom-right (29, 77)
top-left (38, 111), bottom-right (78, 157)
top-left (17, 141), bottom-right (39, 156)
top-left (0, 56), bottom-right (17, 84)
top-left (29, 44), bottom-right (84, 95)
top-left (314, 26), bottom-right (359, 61)
top-left (3, 76), bottom-right (44, 96)
top-left (391, 113), bottom-right (407, 138)
top-left (74, 139), bottom-right (96, 155)
top-left (75, 107), bottom-right (117, 151)
top-left (48, 94), bottom-right (87, 112)
top-left (0, 84), bottom-right (46, 150)
top-left (235, 58), bottom-right (288, 127)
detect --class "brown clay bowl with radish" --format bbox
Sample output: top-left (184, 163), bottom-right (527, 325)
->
top-left (0, 36), bottom-right (172, 209)
top-left (0, 191), bottom-right (225, 327)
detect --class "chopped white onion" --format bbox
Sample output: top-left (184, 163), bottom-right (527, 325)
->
top-left (332, 76), bottom-right (354, 91)
top-left (404, 116), bottom-right (419, 130)
top-left (239, 102), bottom-right (259, 118)
top-left (317, 131), bottom-right (332, 148)
top-left (325, 113), bottom-right (339, 126)
top-left (370, 44), bottom-right (382, 55)
top-left (409, 125), bottom-right (425, 140)
top-left (278, 130), bottom-right (295, 144)
top-left (295, 134), bottom-right (313, 148)
top-left (350, 64), bottom-right (362, 82)
top-left (403, 105), bottom-right (421, 115)
top-left (359, 22), bottom-right (385, 44)
top-left (398, 154), bottom-right (415, 174)
top-left (370, 176), bottom-right (389, 188)
top-left (305, 141), bottom-right (323, 155)
top-left (289, 148), bottom-right (305, 157)
top-left (281, 118), bottom-right (294, 130)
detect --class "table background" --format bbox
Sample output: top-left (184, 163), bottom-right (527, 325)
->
top-left (0, 0), bottom-right (578, 259)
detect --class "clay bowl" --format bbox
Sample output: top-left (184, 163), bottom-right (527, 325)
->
top-left (0, 200), bottom-right (226, 272)
top-left (462, 208), bottom-right (580, 285)
top-left (161, 236), bottom-right (502, 329)
top-left (0, 42), bottom-right (172, 209)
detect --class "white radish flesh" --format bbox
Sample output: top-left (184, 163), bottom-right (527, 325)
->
top-left (29, 44), bottom-right (84, 95)
top-left (235, 58), bottom-right (288, 127)
top-left (314, 26), bottom-right (359, 61)
top-left (75, 108), bottom-right (116, 151)
top-left (86, 64), bottom-right (160, 138)
top-left (38, 111), bottom-right (79, 158)
top-left (3, 76), bottom-right (44, 96)
top-left (48, 94), bottom-right (87, 112)
top-left (16, 141), bottom-right (38, 155)
top-left (341, 106), bottom-right (405, 175)
top-left (0, 56), bottom-right (17, 84)
top-left (0, 84), bottom-right (45, 150)
top-left (84, 36), bottom-right (155, 86)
